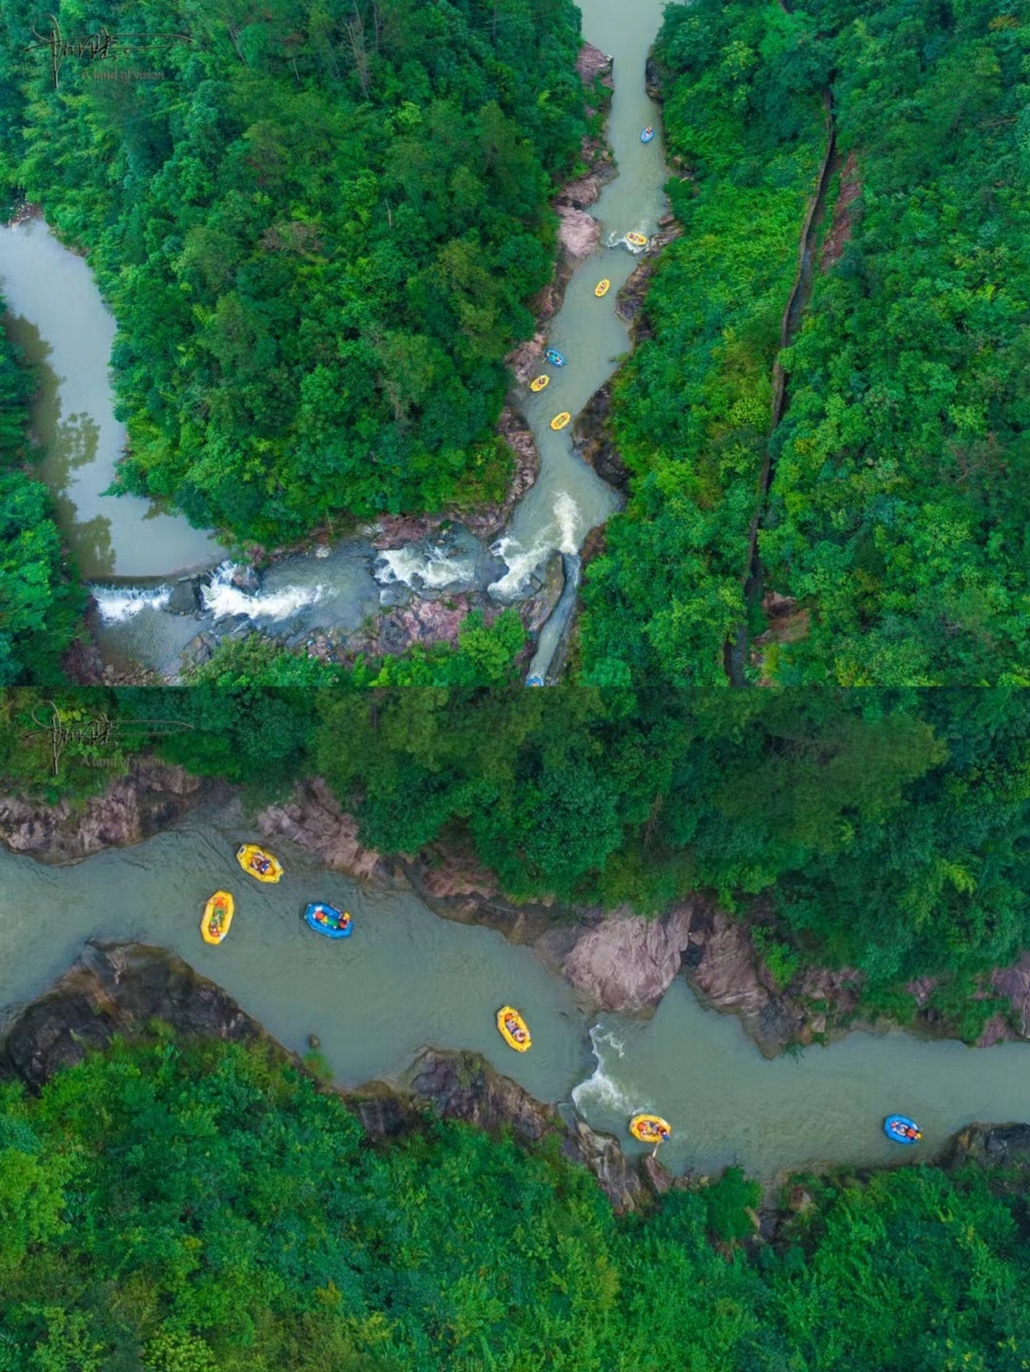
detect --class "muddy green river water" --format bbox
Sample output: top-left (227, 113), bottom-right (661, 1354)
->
top-left (2, 802), bottom-right (1029, 1180)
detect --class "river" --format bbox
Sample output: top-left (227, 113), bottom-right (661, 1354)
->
top-left (3, 802), bottom-right (1030, 1180)
top-left (0, 0), bottom-right (669, 679)
top-left (0, 219), bottom-right (218, 581)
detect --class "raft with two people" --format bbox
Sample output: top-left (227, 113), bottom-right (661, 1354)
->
top-left (544, 348), bottom-right (565, 367)
top-left (201, 891), bottom-right (234, 945)
top-left (550, 412), bottom-right (571, 431)
top-left (625, 232), bottom-right (648, 248)
top-left (497, 1005), bottom-right (531, 1051)
top-left (595, 279), bottom-right (610, 298)
top-left (236, 844), bottom-right (283, 883)
top-left (884, 1114), bottom-right (922, 1145)
top-left (640, 126), bottom-right (655, 143)
top-left (304, 902), bottom-right (353, 938)
top-left (529, 375), bottom-right (550, 392)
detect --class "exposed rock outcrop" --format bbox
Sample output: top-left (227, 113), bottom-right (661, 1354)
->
top-left (0, 758), bottom-right (223, 864)
top-left (984, 954), bottom-right (1030, 1046)
top-left (572, 381), bottom-right (630, 492)
top-left (576, 43), bottom-right (614, 88)
top-left (944, 1122), bottom-right (1030, 1169)
top-left (167, 578), bottom-right (202, 615)
top-left (0, 942), bottom-right (260, 1090)
top-left (256, 777), bottom-right (389, 884)
top-left (562, 902), bottom-right (696, 1012)
top-left (819, 150), bottom-right (861, 273)
top-left (558, 206), bottom-right (601, 263)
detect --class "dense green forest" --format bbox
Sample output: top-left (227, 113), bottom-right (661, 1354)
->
top-left (578, 0), bottom-right (827, 687)
top-left (5, 687), bottom-right (1030, 1030)
top-left (0, 0), bottom-right (593, 543)
top-left (1, 1033), bottom-right (1028, 1370)
top-left (581, 0), bottom-right (1030, 688)
top-left (760, 0), bottom-right (1030, 684)
top-left (0, 301), bottom-right (84, 683)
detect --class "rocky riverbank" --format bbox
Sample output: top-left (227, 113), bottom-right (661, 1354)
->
top-left (0, 758), bottom-right (227, 864)
top-left (0, 941), bottom-right (648, 1211)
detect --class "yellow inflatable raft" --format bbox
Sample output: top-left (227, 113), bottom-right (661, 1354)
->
top-left (595, 279), bottom-right (610, 297)
top-left (201, 891), bottom-right (234, 945)
top-left (529, 375), bottom-right (550, 392)
top-left (550, 412), bottom-right (571, 431)
top-left (497, 1006), bottom-right (532, 1052)
top-left (625, 232), bottom-right (648, 247)
top-left (236, 844), bottom-right (283, 883)
top-left (629, 1114), bottom-right (671, 1143)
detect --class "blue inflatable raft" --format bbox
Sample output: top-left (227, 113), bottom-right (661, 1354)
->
top-left (640, 126), bottom-right (655, 143)
top-left (304, 902), bottom-right (353, 939)
top-left (884, 1114), bottom-right (921, 1145)
top-left (544, 348), bottom-right (565, 367)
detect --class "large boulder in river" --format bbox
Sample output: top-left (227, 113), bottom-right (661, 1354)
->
top-left (166, 577), bottom-right (201, 614)
top-left (561, 902), bottom-right (697, 1012)
top-left (558, 206), bottom-right (601, 264)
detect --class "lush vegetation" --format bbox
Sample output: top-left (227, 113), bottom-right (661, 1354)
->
top-left (1, 1033), bottom-right (1028, 1370)
top-left (5, 686), bottom-right (1030, 1030)
top-left (581, 0), bottom-right (1030, 688)
top-left (0, 0), bottom-right (594, 542)
top-left (0, 303), bottom-right (85, 683)
top-left (761, 0), bottom-right (1030, 684)
top-left (185, 607), bottom-right (527, 687)
top-left (578, 0), bottom-right (829, 686)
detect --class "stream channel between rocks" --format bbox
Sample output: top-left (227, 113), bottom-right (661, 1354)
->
top-left (3, 801), bottom-right (1030, 1182)
top-left (0, 0), bottom-right (672, 683)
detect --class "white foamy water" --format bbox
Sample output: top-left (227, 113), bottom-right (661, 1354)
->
top-left (605, 231), bottom-right (648, 255)
top-left (571, 1026), bottom-right (638, 1116)
top-left (489, 491), bottom-right (581, 598)
top-left (375, 543), bottom-right (477, 591)
top-left (90, 584), bottom-right (172, 623)
top-left (202, 561), bottom-right (324, 621)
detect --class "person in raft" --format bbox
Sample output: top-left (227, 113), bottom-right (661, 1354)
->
top-left (253, 855), bottom-right (271, 875)
top-left (506, 1016), bottom-right (526, 1043)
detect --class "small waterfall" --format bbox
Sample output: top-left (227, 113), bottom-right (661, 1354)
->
top-left (201, 561), bottom-right (325, 621)
top-left (90, 584), bottom-right (172, 622)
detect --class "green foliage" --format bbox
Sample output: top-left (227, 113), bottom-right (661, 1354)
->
top-left (759, 0), bottom-right (1030, 684)
top-left (0, 300), bottom-right (85, 683)
top-left (702, 1166), bottom-right (761, 1243)
top-left (185, 608), bottom-right (526, 689)
top-left (581, 0), bottom-right (1030, 688)
top-left (578, 0), bottom-right (827, 687)
top-left (0, 689), bottom-right (139, 805)
top-left (3, 1036), bottom-right (1029, 1370)
top-left (1, 0), bottom-right (589, 542)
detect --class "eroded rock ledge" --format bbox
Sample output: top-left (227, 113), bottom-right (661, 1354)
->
top-left (0, 942), bottom-right (647, 1212)
top-left (0, 758), bottom-right (227, 864)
